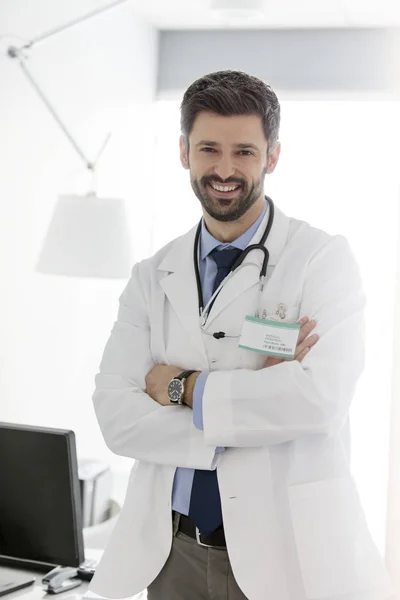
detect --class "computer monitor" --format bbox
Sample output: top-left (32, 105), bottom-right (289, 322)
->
top-left (0, 422), bottom-right (84, 570)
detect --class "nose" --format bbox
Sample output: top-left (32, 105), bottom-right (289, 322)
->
top-left (213, 155), bottom-right (236, 181)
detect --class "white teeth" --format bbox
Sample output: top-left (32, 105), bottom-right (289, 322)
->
top-left (211, 184), bottom-right (239, 192)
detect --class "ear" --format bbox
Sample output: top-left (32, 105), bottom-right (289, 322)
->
top-left (266, 141), bottom-right (281, 174)
top-left (179, 135), bottom-right (190, 170)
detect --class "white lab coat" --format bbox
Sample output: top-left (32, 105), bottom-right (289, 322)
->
top-left (89, 205), bottom-right (392, 600)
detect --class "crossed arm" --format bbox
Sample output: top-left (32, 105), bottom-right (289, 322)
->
top-left (93, 235), bottom-right (365, 466)
top-left (144, 316), bottom-right (318, 411)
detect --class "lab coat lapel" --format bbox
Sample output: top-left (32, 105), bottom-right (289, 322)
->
top-left (204, 205), bottom-right (291, 329)
top-left (157, 205), bottom-right (290, 363)
top-left (158, 226), bottom-right (209, 366)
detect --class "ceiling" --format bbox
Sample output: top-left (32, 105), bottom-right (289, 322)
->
top-left (129, 0), bottom-right (400, 28)
top-left (1, 0), bottom-right (399, 41)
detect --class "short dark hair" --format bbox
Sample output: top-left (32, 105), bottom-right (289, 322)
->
top-left (180, 70), bottom-right (280, 152)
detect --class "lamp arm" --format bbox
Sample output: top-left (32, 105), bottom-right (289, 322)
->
top-left (6, 0), bottom-right (128, 172)
top-left (8, 47), bottom-right (94, 171)
top-left (20, 0), bottom-right (129, 50)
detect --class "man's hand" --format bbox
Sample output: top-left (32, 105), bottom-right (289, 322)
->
top-left (264, 316), bottom-right (318, 368)
top-left (145, 364), bottom-right (183, 406)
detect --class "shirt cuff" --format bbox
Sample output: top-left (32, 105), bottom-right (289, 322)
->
top-left (193, 372), bottom-right (225, 454)
top-left (192, 371), bottom-right (209, 430)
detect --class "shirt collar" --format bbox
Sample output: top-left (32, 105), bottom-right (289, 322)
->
top-left (200, 198), bottom-right (268, 261)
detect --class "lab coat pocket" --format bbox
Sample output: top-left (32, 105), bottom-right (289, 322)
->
top-left (288, 477), bottom-right (389, 599)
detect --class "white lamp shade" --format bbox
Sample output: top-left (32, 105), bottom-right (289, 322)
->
top-left (36, 194), bottom-right (133, 279)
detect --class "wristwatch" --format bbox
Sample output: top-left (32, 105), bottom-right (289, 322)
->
top-left (167, 370), bottom-right (197, 405)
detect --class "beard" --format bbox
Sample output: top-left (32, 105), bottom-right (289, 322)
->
top-left (190, 172), bottom-right (265, 222)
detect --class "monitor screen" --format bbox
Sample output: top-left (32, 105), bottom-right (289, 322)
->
top-left (0, 422), bottom-right (84, 569)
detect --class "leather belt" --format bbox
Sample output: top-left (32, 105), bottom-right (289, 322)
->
top-left (175, 512), bottom-right (226, 548)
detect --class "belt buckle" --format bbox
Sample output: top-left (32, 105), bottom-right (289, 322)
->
top-left (195, 527), bottom-right (214, 548)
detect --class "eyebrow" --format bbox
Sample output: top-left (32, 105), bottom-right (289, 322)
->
top-left (195, 140), bottom-right (260, 152)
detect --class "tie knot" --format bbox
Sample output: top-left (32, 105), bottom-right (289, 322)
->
top-left (209, 247), bottom-right (242, 271)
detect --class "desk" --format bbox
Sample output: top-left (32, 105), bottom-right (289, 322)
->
top-left (0, 505), bottom-right (145, 600)
top-left (0, 505), bottom-right (118, 600)
top-left (0, 565), bottom-right (147, 600)
top-left (0, 564), bottom-right (89, 600)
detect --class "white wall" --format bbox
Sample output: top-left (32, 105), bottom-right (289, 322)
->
top-left (0, 0), bottom-right (158, 484)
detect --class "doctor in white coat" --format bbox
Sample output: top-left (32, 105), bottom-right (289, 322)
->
top-left (89, 70), bottom-right (392, 600)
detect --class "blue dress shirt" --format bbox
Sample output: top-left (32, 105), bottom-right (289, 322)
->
top-left (171, 200), bottom-right (268, 515)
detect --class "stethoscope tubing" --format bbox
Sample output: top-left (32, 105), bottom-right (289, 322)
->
top-left (194, 195), bottom-right (275, 318)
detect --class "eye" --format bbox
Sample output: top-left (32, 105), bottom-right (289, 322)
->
top-left (201, 147), bottom-right (216, 153)
top-left (238, 150), bottom-right (254, 156)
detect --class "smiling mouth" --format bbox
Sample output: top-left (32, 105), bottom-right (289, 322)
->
top-left (207, 182), bottom-right (242, 199)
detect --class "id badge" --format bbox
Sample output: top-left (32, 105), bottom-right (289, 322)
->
top-left (239, 315), bottom-right (301, 359)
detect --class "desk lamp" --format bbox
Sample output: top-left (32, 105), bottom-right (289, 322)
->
top-left (7, 0), bottom-right (133, 278)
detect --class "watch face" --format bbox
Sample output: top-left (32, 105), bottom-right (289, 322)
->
top-left (168, 379), bottom-right (184, 402)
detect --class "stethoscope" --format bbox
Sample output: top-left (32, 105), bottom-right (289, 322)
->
top-left (194, 195), bottom-right (275, 339)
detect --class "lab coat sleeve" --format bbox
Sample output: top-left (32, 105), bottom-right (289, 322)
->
top-left (92, 262), bottom-right (218, 470)
top-left (202, 235), bottom-right (366, 447)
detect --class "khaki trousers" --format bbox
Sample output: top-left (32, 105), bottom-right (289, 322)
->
top-left (147, 513), bottom-right (248, 600)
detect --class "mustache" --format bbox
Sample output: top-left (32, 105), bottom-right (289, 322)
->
top-left (202, 177), bottom-right (244, 186)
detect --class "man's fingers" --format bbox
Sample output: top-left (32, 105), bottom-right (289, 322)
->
top-left (294, 333), bottom-right (319, 359)
top-left (296, 347), bottom-right (310, 363)
top-left (297, 318), bottom-right (317, 344)
top-left (297, 316), bottom-right (309, 325)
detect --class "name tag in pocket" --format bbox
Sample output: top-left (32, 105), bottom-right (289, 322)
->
top-left (239, 316), bottom-right (301, 359)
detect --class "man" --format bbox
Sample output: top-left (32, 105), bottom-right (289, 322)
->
top-left (89, 71), bottom-right (391, 600)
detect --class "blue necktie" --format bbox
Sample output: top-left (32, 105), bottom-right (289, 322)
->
top-left (188, 246), bottom-right (242, 535)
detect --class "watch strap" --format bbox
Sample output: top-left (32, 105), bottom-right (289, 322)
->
top-left (175, 369), bottom-right (196, 381)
